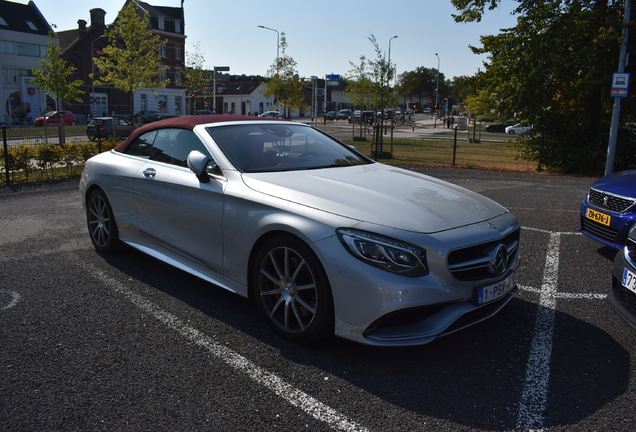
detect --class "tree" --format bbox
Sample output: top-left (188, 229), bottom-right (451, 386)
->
top-left (31, 31), bottom-right (84, 144)
top-left (346, 35), bottom-right (398, 111)
top-left (93, 1), bottom-right (167, 118)
top-left (180, 42), bottom-right (211, 112)
top-left (31, 32), bottom-right (84, 112)
top-left (261, 34), bottom-right (307, 118)
top-left (395, 67), bottom-right (444, 108)
top-left (454, 0), bottom-right (635, 173)
top-left (345, 55), bottom-right (375, 109)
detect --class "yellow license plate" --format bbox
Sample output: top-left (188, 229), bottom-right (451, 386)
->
top-left (586, 208), bottom-right (611, 226)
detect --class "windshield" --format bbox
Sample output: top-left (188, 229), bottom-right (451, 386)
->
top-left (206, 123), bottom-right (373, 172)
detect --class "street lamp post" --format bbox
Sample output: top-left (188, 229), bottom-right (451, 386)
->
top-left (435, 53), bottom-right (440, 128)
top-left (388, 35), bottom-right (398, 85)
top-left (258, 25), bottom-right (280, 60)
top-left (90, 35), bottom-right (106, 120)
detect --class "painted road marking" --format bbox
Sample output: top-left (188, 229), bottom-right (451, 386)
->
top-left (73, 224), bottom-right (604, 432)
top-left (71, 255), bottom-right (369, 432)
top-left (0, 290), bottom-right (21, 311)
top-left (516, 228), bottom-right (605, 431)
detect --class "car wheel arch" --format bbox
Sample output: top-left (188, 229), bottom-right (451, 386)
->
top-left (248, 230), bottom-right (336, 342)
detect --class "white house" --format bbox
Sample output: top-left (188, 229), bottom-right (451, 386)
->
top-left (0, 0), bottom-right (53, 124)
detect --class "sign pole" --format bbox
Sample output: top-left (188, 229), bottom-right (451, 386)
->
top-left (605, 0), bottom-right (631, 176)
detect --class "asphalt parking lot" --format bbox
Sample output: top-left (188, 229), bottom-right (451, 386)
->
top-left (1, 167), bottom-right (634, 431)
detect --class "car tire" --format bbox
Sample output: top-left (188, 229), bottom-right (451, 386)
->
top-left (86, 189), bottom-right (120, 253)
top-left (71, 121), bottom-right (77, 126)
top-left (508, 130), bottom-right (515, 135)
top-left (252, 235), bottom-right (334, 343)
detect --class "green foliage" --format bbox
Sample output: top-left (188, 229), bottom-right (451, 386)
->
top-left (346, 35), bottom-right (398, 110)
top-left (93, 1), bottom-right (167, 115)
top-left (180, 42), bottom-right (210, 95)
top-left (395, 67), bottom-right (444, 107)
top-left (261, 34), bottom-right (307, 116)
top-left (31, 33), bottom-right (84, 106)
top-left (1, 139), bottom-right (121, 186)
top-left (460, 0), bottom-right (635, 174)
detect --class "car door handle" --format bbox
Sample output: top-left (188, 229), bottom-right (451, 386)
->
top-left (143, 168), bottom-right (156, 178)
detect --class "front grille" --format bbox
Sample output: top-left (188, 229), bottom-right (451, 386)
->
top-left (448, 228), bottom-right (520, 282)
top-left (618, 285), bottom-right (636, 317)
top-left (589, 188), bottom-right (635, 213)
top-left (625, 237), bottom-right (636, 267)
top-left (581, 218), bottom-right (619, 243)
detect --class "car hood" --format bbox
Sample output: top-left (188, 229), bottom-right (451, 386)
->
top-left (592, 169), bottom-right (636, 197)
top-left (241, 164), bottom-right (508, 233)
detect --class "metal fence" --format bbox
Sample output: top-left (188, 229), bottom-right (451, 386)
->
top-left (1, 119), bottom-right (539, 186)
top-left (0, 124), bottom-right (111, 186)
top-left (313, 120), bottom-right (538, 172)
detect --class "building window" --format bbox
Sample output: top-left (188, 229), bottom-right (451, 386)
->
top-left (158, 95), bottom-right (167, 111)
top-left (175, 68), bottom-right (182, 85)
top-left (140, 94), bottom-right (147, 111)
top-left (160, 44), bottom-right (167, 58)
top-left (158, 68), bottom-right (167, 83)
top-left (16, 42), bottom-right (40, 57)
top-left (158, 17), bottom-right (164, 30)
top-left (0, 40), bottom-right (14, 53)
top-left (25, 20), bottom-right (37, 31)
top-left (175, 96), bottom-right (182, 114)
top-left (175, 20), bottom-right (181, 33)
top-left (175, 43), bottom-right (181, 60)
top-left (0, 17), bottom-right (7, 26)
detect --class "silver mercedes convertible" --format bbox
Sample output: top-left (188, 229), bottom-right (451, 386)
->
top-left (80, 115), bottom-right (520, 346)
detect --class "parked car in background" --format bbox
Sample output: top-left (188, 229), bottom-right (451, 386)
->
top-left (33, 110), bottom-right (77, 126)
top-left (325, 111), bottom-right (338, 120)
top-left (86, 117), bottom-right (135, 140)
top-left (423, 108), bottom-right (432, 114)
top-left (195, 110), bottom-right (214, 115)
top-left (348, 110), bottom-right (375, 125)
top-left (259, 111), bottom-right (280, 118)
top-left (505, 123), bottom-right (532, 135)
top-left (485, 121), bottom-right (516, 133)
top-left (336, 109), bottom-right (352, 120)
top-left (80, 115), bottom-right (520, 346)
top-left (377, 109), bottom-right (395, 120)
top-left (134, 110), bottom-right (160, 124)
top-left (609, 224), bottom-right (636, 330)
top-left (580, 169), bottom-right (636, 250)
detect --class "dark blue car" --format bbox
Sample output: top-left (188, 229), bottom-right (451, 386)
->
top-left (580, 169), bottom-right (636, 249)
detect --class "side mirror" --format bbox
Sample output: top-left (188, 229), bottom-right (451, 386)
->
top-left (187, 150), bottom-right (213, 183)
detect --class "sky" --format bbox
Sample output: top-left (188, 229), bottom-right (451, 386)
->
top-left (33, 0), bottom-right (519, 81)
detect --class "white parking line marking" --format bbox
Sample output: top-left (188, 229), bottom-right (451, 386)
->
top-left (0, 290), bottom-right (21, 310)
top-left (520, 285), bottom-right (606, 300)
top-left (516, 232), bottom-right (560, 430)
top-left (516, 227), bottom-right (600, 431)
top-left (71, 255), bottom-right (369, 432)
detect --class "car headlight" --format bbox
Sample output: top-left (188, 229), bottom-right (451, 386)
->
top-left (337, 228), bottom-right (428, 277)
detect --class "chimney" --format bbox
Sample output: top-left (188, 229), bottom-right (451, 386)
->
top-left (78, 19), bottom-right (87, 32)
top-left (89, 8), bottom-right (106, 27)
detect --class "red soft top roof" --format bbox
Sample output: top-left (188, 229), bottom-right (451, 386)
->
top-left (113, 114), bottom-right (289, 153)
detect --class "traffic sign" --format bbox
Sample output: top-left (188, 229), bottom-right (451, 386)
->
top-left (610, 72), bottom-right (630, 97)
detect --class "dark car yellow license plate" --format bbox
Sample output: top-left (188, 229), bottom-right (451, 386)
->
top-left (586, 208), bottom-right (611, 226)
